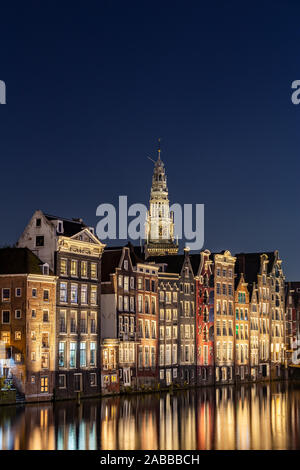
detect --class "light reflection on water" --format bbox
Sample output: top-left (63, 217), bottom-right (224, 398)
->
top-left (0, 382), bottom-right (300, 450)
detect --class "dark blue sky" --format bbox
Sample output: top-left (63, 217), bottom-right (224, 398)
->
top-left (0, 1), bottom-right (299, 279)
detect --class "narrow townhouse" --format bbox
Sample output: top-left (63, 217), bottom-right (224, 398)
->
top-left (17, 210), bottom-right (105, 398)
top-left (0, 247), bottom-right (57, 401)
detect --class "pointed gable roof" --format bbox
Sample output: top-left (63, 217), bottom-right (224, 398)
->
top-left (101, 248), bottom-right (124, 282)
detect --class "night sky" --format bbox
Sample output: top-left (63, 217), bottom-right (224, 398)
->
top-left (0, 1), bottom-right (299, 279)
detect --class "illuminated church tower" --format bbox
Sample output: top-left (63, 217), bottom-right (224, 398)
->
top-left (144, 143), bottom-right (179, 258)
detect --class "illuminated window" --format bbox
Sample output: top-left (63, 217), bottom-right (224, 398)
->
top-left (43, 290), bottom-right (49, 301)
top-left (70, 260), bottom-right (78, 277)
top-left (60, 259), bottom-right (67, 276)
top-left (70, 343), bottom-right (76, 368)
top-left (1, 331), bottom-right (10, 343)
top-left (15, 331), bottom-right (21, 341)
top-left (58, 342), bottom-right (65, 367)
top-left (90, 342), bottom-right (96, 367)
top-left (90, 373), bottom-right (97, 386)
top-left (15, 353), bottom-right (21, 363)
top-left (2, 289), bottom-right (10, 301)
top-left (71, 284), bottom-right (78, 303)
top-left (81, 285), bottom-right (88, 304)
top-left (91, 263), bottom-right (97, 279)
top-left (80, 342), bottom-right (86, 367)
top-left (41, 376), bottom-right (48, 393)
top-left (81, 261), bottom-right (87, 278)
top-left (90, 286), bottom-right (97, 305)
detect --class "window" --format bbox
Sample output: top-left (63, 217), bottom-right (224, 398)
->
top-left (2, 310), bottom-right (10, 324)
top-left (15, 288), bottom-right (22, 297)
top-left (160, 345), bottom-right (164, 366)
top-left (43, 310), bottom-right (49, 322)
top-left (36, 218), bottom-right (41, 227)
top-left (59, 342), bottom-right (65, 367)
top-left (124, 276), bottom-right (129, 291)
top-left (138, 346), bottom-right (143, 368)
top-left (36, 236), bottom-right (44, 247)
top-left (81, 285), bottom-right (88, 304)
top-left (130, 296), bottom-right (135, 312)
top-left (145, 320), bottom-right (150, 338)
top-left (2, 288), bottom-right (10, 301)
top-left (43, 290), bottom-right (49, 301)
top-left (71, 260), bottom-right (78, 277)
top-left (91, 263), bottom-right (97, 279)
top-left (31, 352), bottom-right (36, 361)
top-left (41, 377), bottom-right (48, 393)
top-left (151, 347), bottom-right (156, 367)
top-left (145, 346), bottom-right (150, 367)
top-left (70, 311), bottom-right (77, 333)
top-left (90, 286), bottom-right (97, 305)
top-left (32, 288), bottom-right (37, 298)
top-left (15, 353), bottom-right (22, 362)
top-left (42, 333), bottom-right (49, 348)
top-left (70, 343), bottom-right (76, 368)
top-left (80, 311), bottom-right (87, 333)
top-left (90, 342), bottom-right (96, 367)
top-left (90, 373), bottom-right (97, 386)
top-left (124, 260), bottom-right (128, 270)
top-left (151, 297), bottom-right (156, 315)
top-left (80, 342), bottom-right (86, 367)
top-left (81, 261), bottom-right (87, 278)
top-left (41, 353), bottom-right (49, 369)
top-left (71, 284), bottom-right (78, 303)
top-left (90, 312), bottom-right (96, 334)
top-left (59, 374), bottom-right (66, 389)
top-left (43, 264), bottom-right (49, 275)
top-left (151, 321), bottom-right (156, 339)
top-left (138, 277), bottom-right (143, 290)
top-left (15, 331), bottom-right (21, 340)
top-left (74, 374), bottom-right (82, 392)
top-left (172, 344), bottom-right (177, 364)
top-left (123, 296), bottom-right (129, 311)
top-left (31, 331), bottom-right (36, 341)
top-left (138, 319), bottom-right (143, 338)
top-left (15, 309), bottom-right (21, 319)
top-left (138, 295), bottom-right (143, 313)
top-left (59, 310), bottom-right (66, 333)
top-left (145, 296), bottom-right (150, 314)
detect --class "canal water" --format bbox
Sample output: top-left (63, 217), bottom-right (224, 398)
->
top-left (0, 382), bottom-right (299, 450)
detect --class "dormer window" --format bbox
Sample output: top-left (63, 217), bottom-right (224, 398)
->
top-left (89, 227), bottom-right (95, 235)
top-left (57, 220), bottom-right (63, 234)
top-left (42, 263), bottom-right (49, 275)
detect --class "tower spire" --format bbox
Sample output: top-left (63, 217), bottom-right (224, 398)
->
top-left (157, 138), bottom-right (161, 162)
top-left (144, 141), bottom-right (178, 258)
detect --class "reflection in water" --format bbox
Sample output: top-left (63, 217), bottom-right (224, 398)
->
top-left (0, 382), bottom-right (300, 450)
